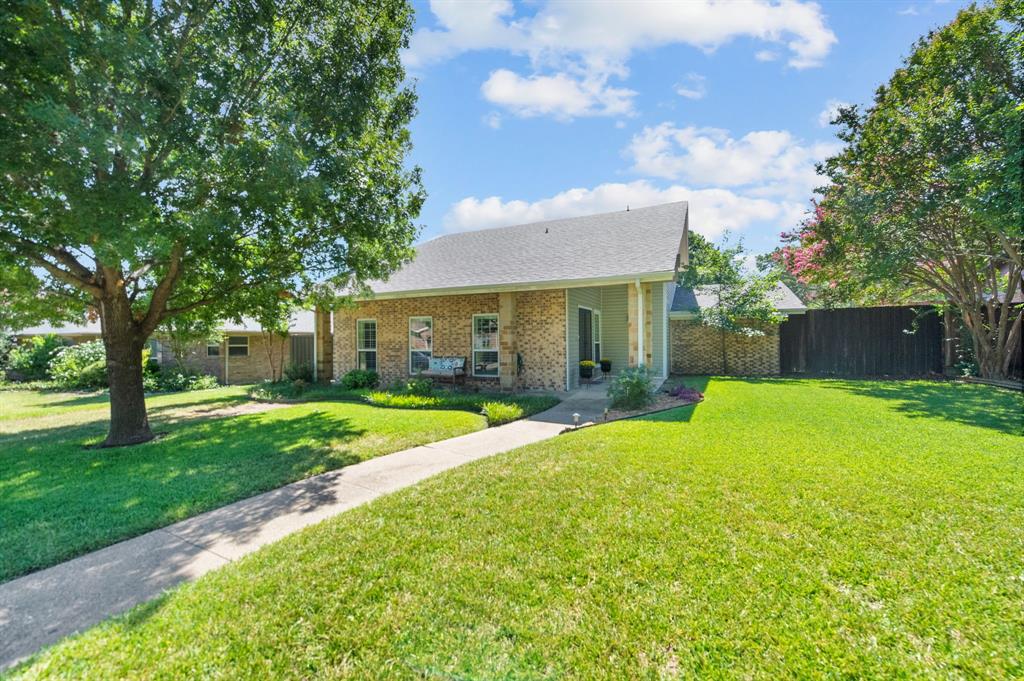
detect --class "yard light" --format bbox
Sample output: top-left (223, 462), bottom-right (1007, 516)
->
top-left (572, 412), bottom-right (580, 428)
top-left (604, 407), bottom-right (609, 421)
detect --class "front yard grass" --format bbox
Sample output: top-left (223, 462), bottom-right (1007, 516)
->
top-left (10, 378), bottom-right (1023, 678)
top-left (0, 388), bottom-right (486, 582)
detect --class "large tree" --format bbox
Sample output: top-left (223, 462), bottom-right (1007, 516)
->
top-left (780, 1), bottom-right (1023, 378)
top-left (0, 0), bottom-right (424, 445)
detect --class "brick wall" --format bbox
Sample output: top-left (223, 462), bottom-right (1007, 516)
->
top-left (670, 319), bottom-right (780, 375)
top-left (333, 289), bottom-right (567, 391)
top-left (159, 332), bottom-right (304, 384)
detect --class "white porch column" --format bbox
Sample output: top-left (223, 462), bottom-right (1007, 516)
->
top-left (635, 279), bottom-right (645, 368)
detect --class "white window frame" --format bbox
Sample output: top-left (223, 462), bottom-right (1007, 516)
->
top-left (593, 310), bottom-right (602, 362)
top-left (356, 319), bottom-right (377, 371)
top-left (471, 313), bottom-right (500, 378)
top-left (207, 342), bottom-right (221, 357)
top-left (227, 335), bottom-right (249, 357)
top-left (408, 316), bottom-right (433, 374)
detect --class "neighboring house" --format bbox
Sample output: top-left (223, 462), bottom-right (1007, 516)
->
top-left (332, 202), bottom-right (691, 391)
top-left (12, 312), bottom-right (316, 385)
top-left (668, 282), bottom-right (807, 376)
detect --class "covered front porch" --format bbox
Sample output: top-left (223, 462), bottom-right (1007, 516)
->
top-left (563, 281), bottom-right (672, 390)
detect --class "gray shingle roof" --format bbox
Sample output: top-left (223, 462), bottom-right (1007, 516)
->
top-left (14, 310), bottom-right (315, 337)
top-left (670, 282), bottom-right (806, 315)
top-left (366, 202), bottom-right (689, 296)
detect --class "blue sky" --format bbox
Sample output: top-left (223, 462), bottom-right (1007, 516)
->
top-left (402, 0), bottom-right (971, 254)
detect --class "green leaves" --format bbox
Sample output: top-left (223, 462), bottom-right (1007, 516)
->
top-left (0, 0), bottom-right (423, 329)
top-left (679, 233), bottom-right (784, 336)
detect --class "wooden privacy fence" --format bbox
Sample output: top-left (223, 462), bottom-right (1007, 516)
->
top-left (780, 306), bottom-right (943, 376)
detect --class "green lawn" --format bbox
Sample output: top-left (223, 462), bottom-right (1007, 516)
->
top-left (9, 378), bottom-right (1024, 679)
top-left (0, 387), bottom-right (487, 582)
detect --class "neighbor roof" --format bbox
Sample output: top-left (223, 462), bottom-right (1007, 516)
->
top-left (14, 310), bottom-right (315, 337)
top-left (366, 202), bottom-right (689, 297)
top-left (670, 282), bottom-right (806, 316)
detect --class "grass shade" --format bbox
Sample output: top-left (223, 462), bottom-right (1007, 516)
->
top-left (0, 388), bottom-right (484, 582)
top-left (9, 378), bottom-right (1023, 678)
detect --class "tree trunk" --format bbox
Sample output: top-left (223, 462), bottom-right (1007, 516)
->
top-left (99, 297), bottom-right (154, 447)
top-left (720, 326), bottom-right (729, 375)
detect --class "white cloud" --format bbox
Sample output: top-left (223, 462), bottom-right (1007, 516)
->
top-left (408, 0), bottom-right (837, 71)
top-left (674, 73), bottom-right (707, 100)
top-left (898, 6), bottom-right (919, 15)
top-left (624, 123), bottom-right (838, 202)
top-left (481, 69), bottom-right (636, 120)
top-left (482, 111), bottom-right (502, 129)
top-left (442, 180), bottom-right (791, 239)
top-left (817, 98), bottom-right (850, 127)
top-left (407, 0), bottom-right (837, 120)
top-left (755, 49), bottom-right (779, 62)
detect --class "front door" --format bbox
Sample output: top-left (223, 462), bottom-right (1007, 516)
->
top-left (578, 308), bottom-right (593, 362)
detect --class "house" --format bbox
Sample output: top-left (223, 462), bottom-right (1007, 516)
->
top-left (12, 312), bottom-right (316, 384)
top-left (668, 282), bottom-right (806, 375)
top-left (331, 202), bottom-right (691, 391)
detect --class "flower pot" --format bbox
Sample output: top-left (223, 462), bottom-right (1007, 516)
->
top-left (600, 359), bottom-right (612, 374)
top-left (579, 365), bottom-right (594, 379)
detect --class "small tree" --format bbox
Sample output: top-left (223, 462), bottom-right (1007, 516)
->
top-left (161, 312), bottom-right (223, 369)
top-left (680, 234), bottom-right (785, 374)
top-left (0, 1), bottom-right (423, 445)
top-left (782, 2), bottom-right (1022, 378)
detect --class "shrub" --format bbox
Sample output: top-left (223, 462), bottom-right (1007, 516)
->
top-left (340, 369), bottom-right (379, 390)
top-left (284, 362), bottom-right (313, 382)
top-left (49, 340), bottom-right (108, 389)
top-left (152, 366), bottom-right (218, 392)
top-left (365, 391), bottom-right (440, 409)
top-left (480, 401), bottom-right (522, 426)
top-left (7, 334), bottom-right (69, 381)
top-left (406, 377), bottom-right (434, 396)
top-left (608, 366), bottom-right (655, 410)
top-left (0, 334), bottom-right (15, 376)
top-left (668, 384), bottom-right (704, 403)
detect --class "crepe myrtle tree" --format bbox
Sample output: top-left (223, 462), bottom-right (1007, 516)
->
top-left (680, 233), bottom-right (784, 374)
top-left (781, 1), bottom-right (1023, 379)
top-left (0, 0), bottom-right (424, 446)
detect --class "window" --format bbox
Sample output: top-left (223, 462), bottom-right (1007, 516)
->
top-left (356, 320), bottom-right (377, 371)
top-left (472, 314), bottom-right (499, 377)
top-left (207, 342), bottom-right (221, 357)
top-left (148, 339), bottom-right (162, 364)
top-left (227, 335), bottom-right (249, 357)
top-left (593, 311), bottom-right (602, 362)
top-left (409, 316), bottom-right (432, 373)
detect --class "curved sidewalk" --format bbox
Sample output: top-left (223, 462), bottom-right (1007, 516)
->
top-left (0, 408), bottom-right (589, 670)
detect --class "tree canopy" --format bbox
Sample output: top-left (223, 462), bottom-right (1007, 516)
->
top-left (0, 0), bottom-right (424, 444)
top-left (779, 0), bottom-right (1023, 378)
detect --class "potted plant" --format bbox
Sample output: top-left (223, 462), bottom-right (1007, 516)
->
top-left (599, 358), bottom-right (612, 376)
top-left (579, 359), bottom-right (596, 379)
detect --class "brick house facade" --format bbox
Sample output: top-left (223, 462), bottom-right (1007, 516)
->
top-left (332, 289), bottom-right (567, 391)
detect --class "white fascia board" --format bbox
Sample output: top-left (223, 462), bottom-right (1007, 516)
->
top-left (361, 271), bottom-right (676, 301)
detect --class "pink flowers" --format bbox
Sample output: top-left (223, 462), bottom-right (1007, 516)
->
top-left (777, 201), bottom-right (830, 284)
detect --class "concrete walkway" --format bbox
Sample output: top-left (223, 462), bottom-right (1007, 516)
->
top-left (0, 395), bottom-right (609, 670)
